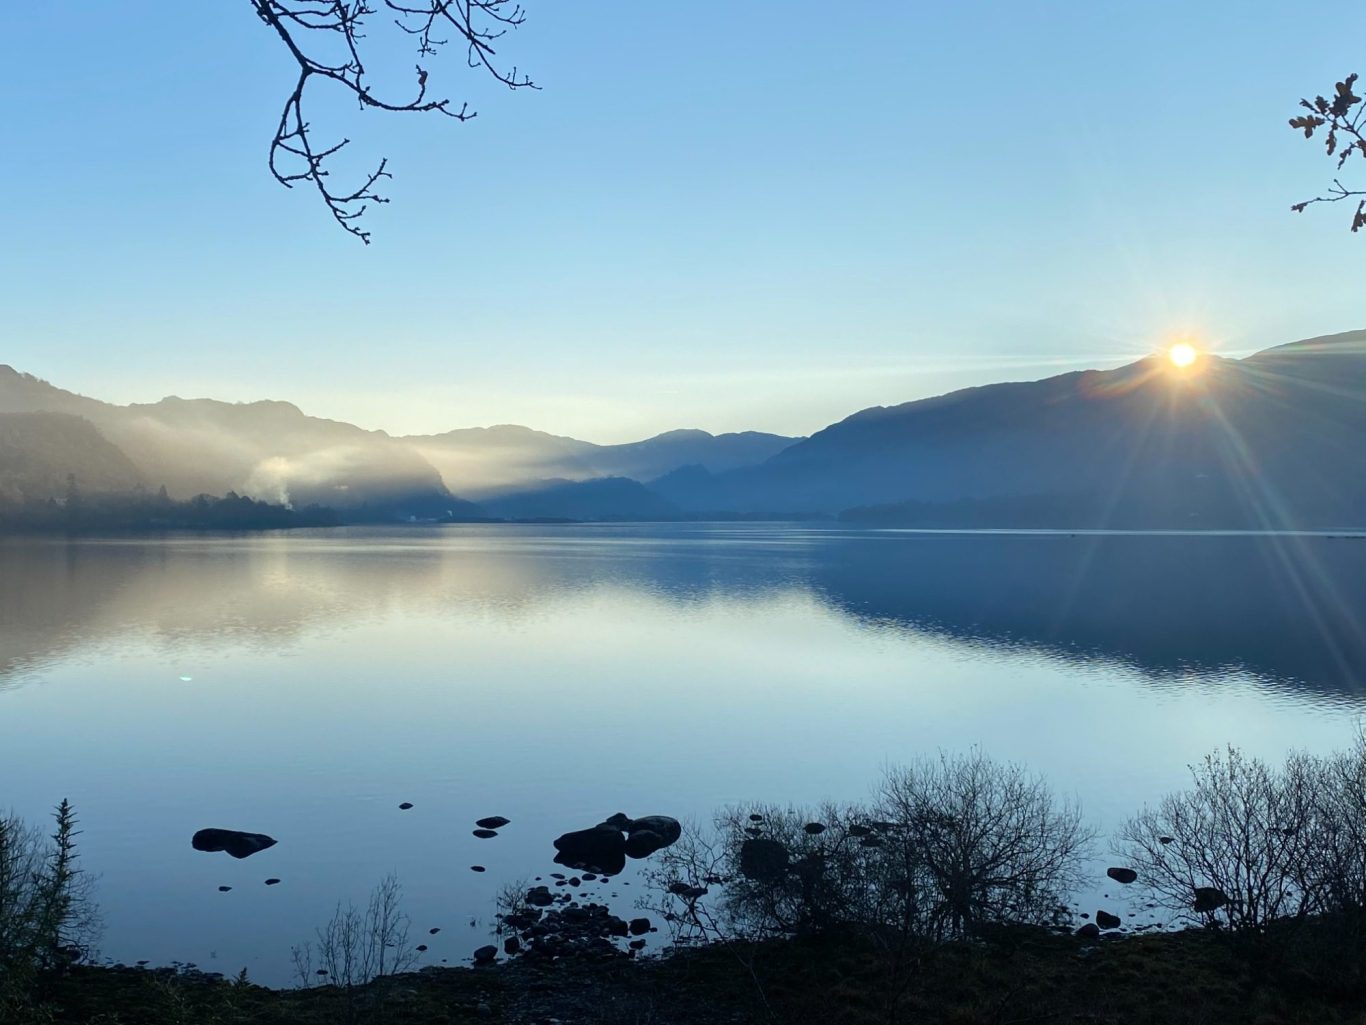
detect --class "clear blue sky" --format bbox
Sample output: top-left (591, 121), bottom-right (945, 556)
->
top-left (2, 2), bottom-right (1363, 442)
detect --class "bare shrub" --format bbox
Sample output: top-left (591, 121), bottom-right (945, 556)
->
top-left (291, 873), bottom-right (417, 994)
top-left (876, 751), bottom-right (1092, 941)
top-left (1116, 746), bottom-right (1324, 937)
top-left (0, 800), bottom-right (99, 970)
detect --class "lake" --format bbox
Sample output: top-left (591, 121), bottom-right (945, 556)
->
top-left (2, 524), bottom-right (1364, 982)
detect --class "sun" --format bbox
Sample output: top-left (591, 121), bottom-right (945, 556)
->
top-left (1168, 342), bottom-right (1199, 368)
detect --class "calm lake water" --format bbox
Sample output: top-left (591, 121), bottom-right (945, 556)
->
top-left (2, 524), bottom-right (1365, 982)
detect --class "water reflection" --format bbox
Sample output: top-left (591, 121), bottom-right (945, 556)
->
top-left (5, 526), bottom-right (1365, 695)
top-left (1, 525), bottom-right (1363, 982)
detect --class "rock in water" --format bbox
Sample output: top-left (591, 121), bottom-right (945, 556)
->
top-left (473, 945), bottom-right (497, 964)
top-left (1193, 887), bottom-right (1229, 913)
top-left (553, 824), bottom-right (627, 875)
top-left (629, 917), bottom-right (652, 936)
top-left (1075, 922), bottom-right (1101, 939)
top-left (476, 816), bottom-right (510, 830)
top-left (627, 816), bottom-right (682, 846)
top-left (192, 829), bottom-right (277, 860)
top-left (625, 830), bottom-right (668, 859)
top-left (1106, 867), bottom-right (1138, 885)
top-left (472, 829), bottom-right (499, 839)
top-left (803, 822), bottom-right (826, 835)
top-left (740, 838), bottom-right (789, 882)
top-left (264, 878), bottom-right (281, 886)
top-left (399, 802), bottom-right (414, 811)
top-left (526, 886), bottom-right (554, 907)
top-left (1096, 910), bottom-right (1122, 929)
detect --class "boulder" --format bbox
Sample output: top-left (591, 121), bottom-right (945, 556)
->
top-left (625, 830), bottom-right (668, 859)
top-left (553, 824), bottom-right (627, 875)
top-left (629, 917), bottom-right (652, 936)
top-left (740, 838), bottom-right (790, 882)
top-left (473, 945), bottom-right (497, 964)
top-left (628, 816), bottom-right (681, 846)
top-left (1075, 922), bottom-right (1101, 939)
top-left (1096, 910), bottom-right (1122, 929)
top-left (803, 823), bottom-right (826, 835)
top-left (1193, 887), bottom-right (1229, 913)
top-left (476, 816), bottom-right (510, 830)
top-left (472, 829), bottom-right (499, 839)
top-left (526, 886), bottom-right (554, 907)
top-left (1106, 867), bottom-right (1138, 885)
top-left (192, 829), bottom-right (277, 860)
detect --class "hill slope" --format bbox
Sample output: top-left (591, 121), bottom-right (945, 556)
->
top-left (655, 330), bottom-right (1366, 528)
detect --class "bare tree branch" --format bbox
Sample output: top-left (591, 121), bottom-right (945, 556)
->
top-left (252, 1), bottom-right (536, 243)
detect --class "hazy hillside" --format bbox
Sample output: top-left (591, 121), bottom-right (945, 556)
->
top-left (480, 476), bottom-right (679, 521)
top-left (656, 330), bottom-right (1366, 528)
top-left (6, 329), bottom-right (1364, 527)
top-left (408, 425), bottom-right (796, 499)
top-left (0, 411), bottom-right (144, 501)
top-left (0, 367), bottom-right (464, 519)
top-left (0, 367), bottom-right (794, 520)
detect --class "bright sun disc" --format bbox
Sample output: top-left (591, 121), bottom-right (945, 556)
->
top-left (1169, 342), bottom-right (1198, 368)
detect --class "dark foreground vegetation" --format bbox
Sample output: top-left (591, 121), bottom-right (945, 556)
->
top-left (7, 742), bottom-right (1366, 1024)
top-left (0, 486), bottom-right (341, 532)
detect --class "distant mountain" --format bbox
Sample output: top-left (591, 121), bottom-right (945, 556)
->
top-left (407, 425), bottom-right (797, 499)
top-left (656, 330), bottom-right (1366, 529)
top-left (6, 328), bottom-right (1364, 528)
top-left (0, 367), bottom-right (472, 520)
top-left (0, 412), bottom-right (144, 501)
top-left (0, 367), bottom-right (796, 521)
top-left (480, 476), bottom-right (678, 521)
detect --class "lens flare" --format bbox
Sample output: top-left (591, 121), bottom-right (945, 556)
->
top-left (1169, 342), bottom-right (1199, 368)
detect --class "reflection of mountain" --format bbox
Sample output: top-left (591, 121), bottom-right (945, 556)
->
top-left (808, 531), bottom-right (1366, 692)
top-left (4, 529), bottom-right (1363, 697)
top-left (657, 331), bottom-right (1366, 528)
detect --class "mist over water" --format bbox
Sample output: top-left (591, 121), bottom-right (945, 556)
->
top-left (1, 524), bottom-right (1363, 982)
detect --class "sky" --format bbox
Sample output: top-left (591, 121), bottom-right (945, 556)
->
top-left (2, 1), bottom-right (1364, 444)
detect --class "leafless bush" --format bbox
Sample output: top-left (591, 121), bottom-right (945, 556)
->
top-left (1116, 746), bottom-right (1324, 937)
top-left (876, 751), bottom-right (1093, 941)
top-left (648, 753), bottom-right (1090, 946)
top-left (291, 873), bottom-right (417, 994)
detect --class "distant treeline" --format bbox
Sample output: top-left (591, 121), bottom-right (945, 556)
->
top-left (0, 484), bottom-right (341, 533)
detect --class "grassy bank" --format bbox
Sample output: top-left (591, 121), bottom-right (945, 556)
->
top-left (14, 924), bottom-right (1366, 1025)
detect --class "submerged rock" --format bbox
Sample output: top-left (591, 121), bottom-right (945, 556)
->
top-left (740, 838), bottom-right (789, 881)
top-left (473, 829), bottom-right (499, 839)
top-left (628, 816), bottom-right (681, 846)
top-left (192, 829), bottom-right (277, 860)
top-left (1193, 887), bottom-right (1229, 913)
top-left (398, 802), bottom-right (414, 811)
top-left (476, 816), bottom-right (510, 830)
top-left (625, 830), bottom-right (668, 859)
top-left (553, 824), bottom-right (627, 875)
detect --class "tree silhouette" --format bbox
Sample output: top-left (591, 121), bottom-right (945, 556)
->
top-left (252, 1), bottom-right (536, 243)
top-left (1290, 72), bottom-right (1365, 232)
